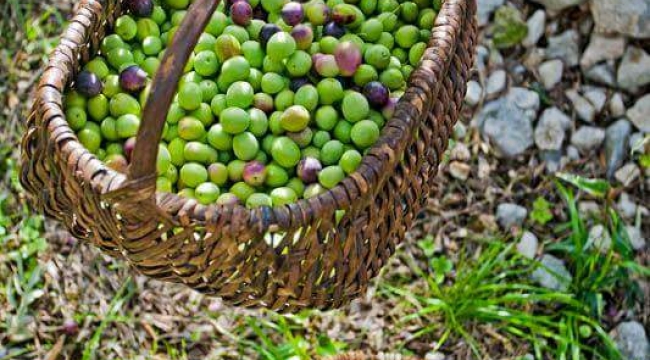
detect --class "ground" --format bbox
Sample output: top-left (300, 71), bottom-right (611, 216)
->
top-left (0, 0), bottom-right (648, 359)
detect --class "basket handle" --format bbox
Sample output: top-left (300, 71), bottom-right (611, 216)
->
top-left (127, 0), bottom-right (220, 190)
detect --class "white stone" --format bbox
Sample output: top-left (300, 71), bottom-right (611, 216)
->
top-left (532, 255), bottom-right (572, 292)
top-left (517, 232), bottom-right (538, 259)
top-left (626, 94), bottom-right (650, 132)
top-left (615, 163), bottom-right (641, 186)
top-left (496, 203), bottom-right (528, 229)
top-left (617, 193), bottom-right (637, 220)
top-left (535, 107), bottom-right (570, 151)
top-left (609, 93), bottom-right (626, 117)
top-left (477, 88), bottom-right (539, 158)
top-left (591, 0), bottom-right (650, 39)
top-left (618, 46), bottom-right (650, 92)
top-left (584, 89), bottom-right (607, 113)
top-left (538, 60), bottom-right (563, 90)
top-left (584, 64), bottom-right (616, 87)
top-left (530, 0), bottom-right (585, 11)
top-left (571, 126), bottom-right (605, 152)
top-left (464, 80), bottom-right (483, 106)
top-left (546, 30), bottom-right (581, 67)
top-left (579, 201), bottom-right (601, 217)
top-left (477, 0), bottom-right (505, 27)
top-left (580, 34), bottom-right (626, 69)
top-left (449, 161), bottom-right (471, 181)
top-left (486, 70), bottom-right (507, 97)
top-left (626, 226), bottom-right (646, 251)
top-left (523, 10), bottom-right (546, 47)
top-left (566, 89), bottom-right (596, 123)
top-left (605, 119), bottom-right (633, 179)
top-left (587, 224), bottom-right (612, 251)
top-left (450, 143), bottom-right (471, 161)
top-left (611, 322), bottom-right (650, 360)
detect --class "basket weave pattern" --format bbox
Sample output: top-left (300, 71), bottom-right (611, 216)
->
top-left (21, 0), bottom-right (477, 311)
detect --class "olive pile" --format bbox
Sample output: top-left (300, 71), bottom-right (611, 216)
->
top-left (66, 0), bottom-right (441, 207)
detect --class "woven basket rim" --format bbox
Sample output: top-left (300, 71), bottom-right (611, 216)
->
top-left (36, 0), bottom-right (467, 229)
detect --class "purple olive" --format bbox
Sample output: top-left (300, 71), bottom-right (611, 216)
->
top-left (119, 65), bottom-right (148, 93)
top-left (363, 81), bottom-right (389, 108)
top-left (334, 41), bottom-right (361, 76)
top-left (243, 161), bottom-right (267, 186)
top-left (297, 157), bottom-right (322, 183)
top-left (281, 2), bottom-right (304, 26)
top-left (124, 137), bottom-right (137, 161)
top-left (289, 77), bottom-right (310, 92)
top-left (290, 24), bottom-right (314, 50)
top-left (125, 0), bottom-right (153, 17)
top-left (231, 1), bottom-right (253, 26)
top-left (259, 23), bottom-right (282, 48)
top-left (322, 22), bottom-right (345, 38)
top-left (254, 93), bottom-right (275, 113)
top-left (382, 96), bottom-right (399, 119)
top-left (76, 71), bottom-right (103, 97)
top-left (314, 54), bottom-right (339, 77)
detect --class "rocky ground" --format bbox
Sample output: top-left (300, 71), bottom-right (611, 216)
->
top-left (0, 0), bottom-right (648, 359)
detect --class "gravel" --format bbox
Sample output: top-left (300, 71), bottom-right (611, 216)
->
top-left (615, 163), bottom-right (641, 186)
top-left (610, 321), bottom-right (650, 360)
top-left (477, 0), bottom-right (505, 27)
top-left (584, 63), bottom-right (616, 86)
top-left (523, 10), bottom-right (546, 47)
top-left (591, 0), bottom-right (650, 39)
top-left (464, 80), bottom-right (483, 106)
top-left (485, 69), bottom-right (507, 97)
top-left (626, 225), bottom-right (646, 251)
top-left (626, 94), bottom-right (650, 132)
top-left (566, 89), bottom-right (596, 123)
top-left (538, 60), bottom-right (563, 89)
top-left (580, 34), bottom-right (626, 69)
top-left (448, 161), bottom-right (471, 181)
top-left (605, 119), bottom-right (632, 178)
top-left (531, 254), bottom-right (572, 292)
top-left (546, 30), bottom-right (581, 67)
top-left (530, 0), bottom-right (585, 11)
top-left (534, 107), bottom-right (570, 150)
top-left (477, 88), bottom-right (539, 158)
top-left (609, 92), bottom-right (626, 117)
top-left (496, 203), bottom-right (528, 229)
top-left (516, 231), bottom-right (539, 259)
top-left (586, 224), bottom-right (612, 251)
top-left (617, 46), bottom-right (650, 91)
top-left (583, 88), bottom-right (607, 113)
top-left (571, 126), bottom-right (605, 152)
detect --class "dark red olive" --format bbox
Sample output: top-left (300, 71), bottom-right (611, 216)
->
top-left (243, 161), bottom-right (267, 186)
top-left (322, 21), bottom-right (345, 38)
top-left (125, 0), bottom-right (153, 17)
top-left (119, 65), bottom-right (148, 93)
top-left (290, 77), bottom-right (310, 91)
top-left (297, 157), bottom-right (322, 183)
top-left (259, 23), bottom-right (282, 48)
top-left (231, 1), bottom-right (253, 26)
top-left (76, 71), bottom-right (103, 97)
top-left (363, 81), bottom-right (389, 108)
top-left (281, 2), bottom-right (304, 26)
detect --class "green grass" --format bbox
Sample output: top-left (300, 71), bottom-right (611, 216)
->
top-left (379, 174), bottom-right (648, 360)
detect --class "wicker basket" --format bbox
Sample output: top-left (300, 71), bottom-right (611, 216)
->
top-left (21, 0), bottom-right (477, 312)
